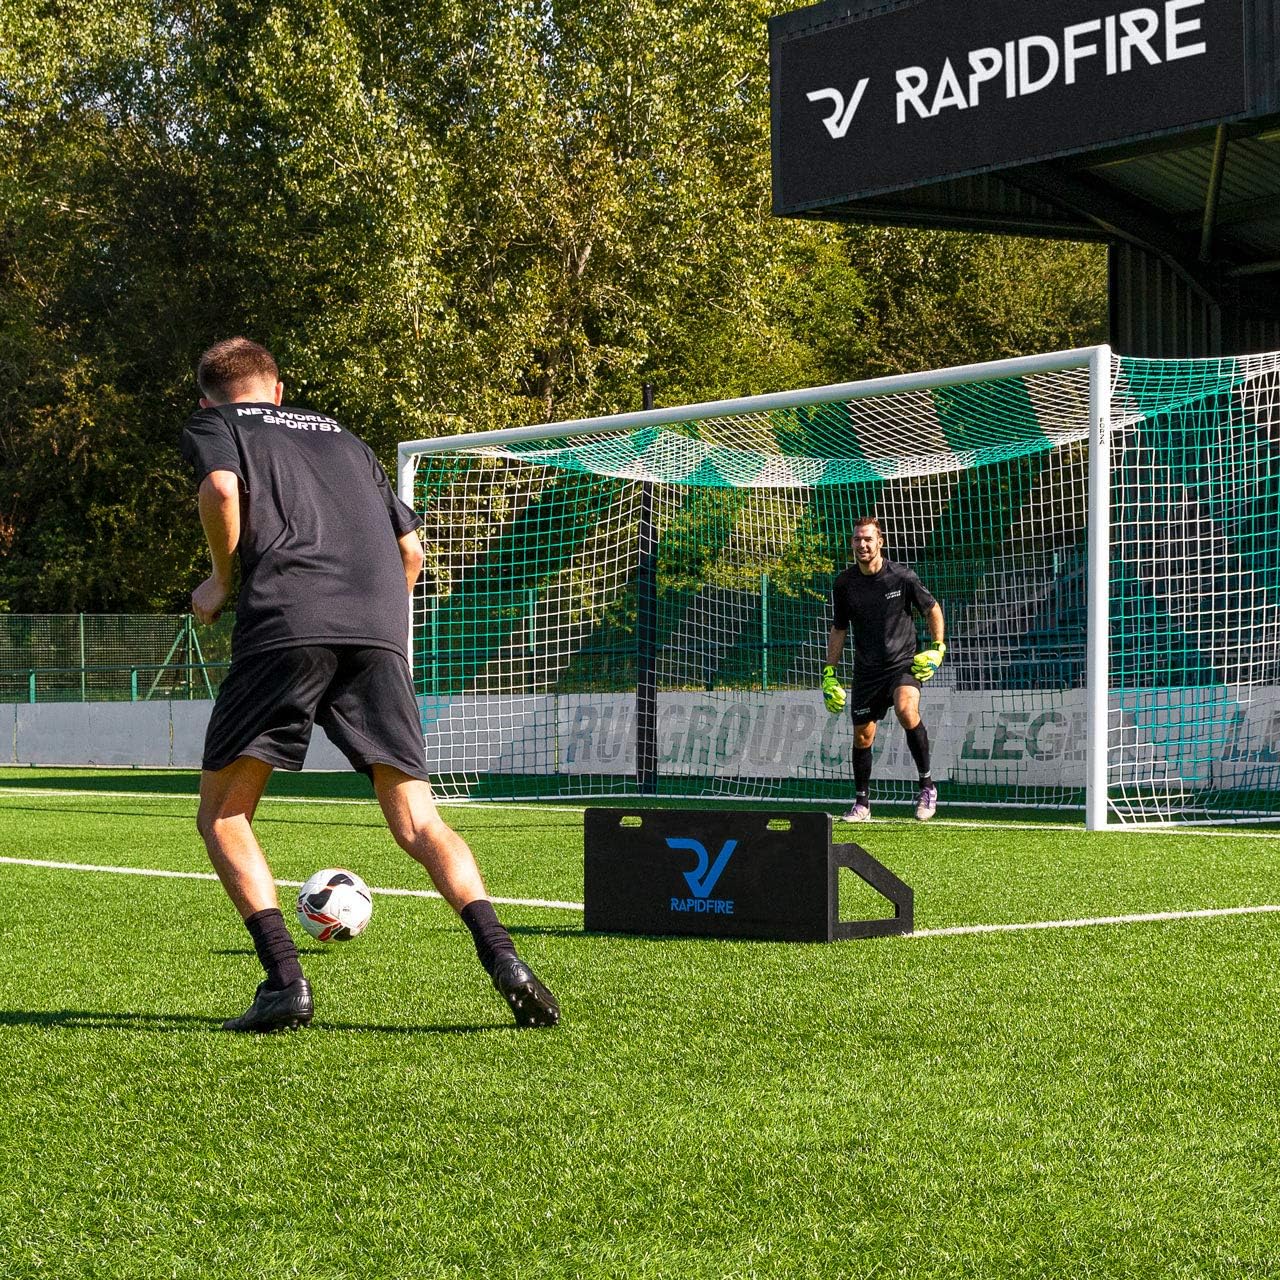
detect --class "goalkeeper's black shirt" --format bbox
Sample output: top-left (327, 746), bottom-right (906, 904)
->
top-left (831, 559), bottom-right (938, 682)
top-left (180, 402), bottom-right (421, 660)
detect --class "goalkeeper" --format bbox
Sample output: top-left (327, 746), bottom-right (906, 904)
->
top-left (820, 516), bottom-right (946, 822)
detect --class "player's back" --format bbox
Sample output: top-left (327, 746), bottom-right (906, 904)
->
top-left (181, 402), bottom-right (416, 658)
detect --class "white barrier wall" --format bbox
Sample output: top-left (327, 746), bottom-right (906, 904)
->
top-left (4, 691), bottom-right (1088, 783)
top-left (1, 702), bottom-right (349, 769)
top-left (415, 689), bottom-right (1087, 785)
top-left (7, 687), bottom-right (1280, 792)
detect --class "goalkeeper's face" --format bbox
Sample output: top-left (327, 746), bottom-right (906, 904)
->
top-left (852, 524), bottom-right (884, 569)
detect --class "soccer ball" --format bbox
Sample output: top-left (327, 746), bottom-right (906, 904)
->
top-left (296, 868), bottom-right (373, 942)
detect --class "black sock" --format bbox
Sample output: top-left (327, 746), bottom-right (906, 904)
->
top-left (460, 899), bottom-right (517, 978)
top-left (853, 745), bottom-right (873, 797)
top-left (245, 908), bottom-right (303, 990)
top-left (905, 722), bottom-right (931, 780)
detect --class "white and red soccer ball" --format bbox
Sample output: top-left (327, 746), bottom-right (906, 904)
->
top-left (296, 868), bottom-right (373, 942)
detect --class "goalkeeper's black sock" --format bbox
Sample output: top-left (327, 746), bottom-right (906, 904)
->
top-left (245, 908), bottom-right (303, 991)
top-left (905, 722), bottom-right (931, 778)
top-left (853, 746), bottom-right (873, 796)
top-left (460, 899), bottom-right (517, 978)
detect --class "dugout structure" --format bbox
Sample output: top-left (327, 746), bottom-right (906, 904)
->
top-left (399, 345), bottom-right (1280, 827)
top-left (771, 0), bottom-right (1280, 357)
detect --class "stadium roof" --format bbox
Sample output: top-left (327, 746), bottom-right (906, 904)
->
top-left (770, 0), bottom-right (1280, 322)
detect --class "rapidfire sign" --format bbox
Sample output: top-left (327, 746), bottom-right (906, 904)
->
top-left (771, 0), bottom-right (1247, 211)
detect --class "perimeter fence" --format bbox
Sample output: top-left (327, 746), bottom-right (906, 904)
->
top-left (0, 615), bottom-right (233, 703)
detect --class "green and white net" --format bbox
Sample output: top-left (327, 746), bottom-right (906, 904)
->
top-left (404, 348), bottom-right (1280, 824)
top-left (1108, 355), bottom-right (1280, 822)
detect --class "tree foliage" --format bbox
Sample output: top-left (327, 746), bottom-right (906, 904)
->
top-left (0, 0), bottom-right (1107, 611)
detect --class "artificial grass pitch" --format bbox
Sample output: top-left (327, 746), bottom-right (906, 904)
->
top-left (1, 769), bottom-right (1278, 1278)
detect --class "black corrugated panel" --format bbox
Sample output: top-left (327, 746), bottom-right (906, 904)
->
top-left (802, 171), bottom-right (1100, 239)
top-left (1235, 310), bottom-right (1280, 353)
top-left (1249, 0), bottom-right (1279, 111)
top-left (1109, 245), bottom-right (1217, 357)
top-left (770, 0), bottom-right (914, 40)
top-left (1110, 243), bottom-right (1280, 356)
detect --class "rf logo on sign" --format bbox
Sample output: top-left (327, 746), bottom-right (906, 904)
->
top-left (666, 837), bottom-right (738, 915)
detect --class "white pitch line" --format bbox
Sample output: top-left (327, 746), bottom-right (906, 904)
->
top-left (0, 855), bottom-right (584, 912)
top-left (910, 902), bottom-right (1280, 938)
top-left (0, 785), bottom-right (587, 816)
top-left (5, 855), bottom-right (1280, 938)
top-left (7, 786), bottom-right (1280, 837)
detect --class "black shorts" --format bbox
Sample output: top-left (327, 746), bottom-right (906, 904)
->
top-left (203, 644), bottom-right (429, 779)
top-left (849, 667), bottom-right (921, 727)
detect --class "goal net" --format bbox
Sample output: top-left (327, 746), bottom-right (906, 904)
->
top-left (399, 345), bottom-right (1280, 826)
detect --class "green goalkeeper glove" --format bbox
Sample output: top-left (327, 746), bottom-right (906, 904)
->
top-left (821, 664), bottom-right (846, 714)
top-left (911, 640), bottom-right (947, 682)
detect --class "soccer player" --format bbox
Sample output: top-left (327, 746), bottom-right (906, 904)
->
top-left (181, 337), bottom-right (560, 1033)
top-left (820, 516), bottom-right (946, 823)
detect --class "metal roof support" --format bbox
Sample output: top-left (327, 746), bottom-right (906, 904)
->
top-left (1011, 163), bottom-right (1221, 308)
top-left (1199, 125), bottom-right (1229, 262)
top-left (1227, 259), bottom-right (1280, 277)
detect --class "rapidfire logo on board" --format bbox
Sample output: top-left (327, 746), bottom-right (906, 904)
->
top-left (667, 837), bottom-right (738, 915)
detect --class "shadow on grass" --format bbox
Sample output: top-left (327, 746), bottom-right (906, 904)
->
top-left (211, 946), bottom-right (348, 958)
top-left (211, 926), bottom-right (586, 953)
top-left (507, 924), bottom-right (583, 938)
top-left (0, 1008), bottom-right (515, 1035)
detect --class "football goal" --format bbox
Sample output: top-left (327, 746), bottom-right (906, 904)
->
top-left (398, 345), bottom-right (1280, 827)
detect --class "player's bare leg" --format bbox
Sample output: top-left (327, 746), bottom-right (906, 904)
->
top-left (892, 684), bottom-right (921, 734)
top-left (197, 755), bottom-right (277, 916)
top-left (198, 755), bottom-right (313, 1031)
top-left (371, 764), bottom-right (487, 911)
top-left (372, 765), bottom-right (559, 1028)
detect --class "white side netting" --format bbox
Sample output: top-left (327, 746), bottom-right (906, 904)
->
top-left (1106, 352), bottom-right (1280, 823)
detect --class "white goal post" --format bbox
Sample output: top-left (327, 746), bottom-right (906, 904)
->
top-left (399, 344), bottom-right (1280, 828)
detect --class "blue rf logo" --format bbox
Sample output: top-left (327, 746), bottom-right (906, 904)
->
top-left (666, 837), bottom-right (737, 915)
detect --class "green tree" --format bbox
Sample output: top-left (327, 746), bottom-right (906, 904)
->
top-left (0, 1), bottom-right (203, 610)
top-left (0, 0), bottom-right (1107, 613)
top-left (842, 228), bottom-right (1108, 377)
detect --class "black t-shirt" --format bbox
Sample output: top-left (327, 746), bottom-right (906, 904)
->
top-left (180, 402), bottom-right (421, 659)
top-left (831, 559), bottom-right (938, 681)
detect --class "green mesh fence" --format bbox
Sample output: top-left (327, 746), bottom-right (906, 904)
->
top-left (0, 615), bottom-right (234, 703)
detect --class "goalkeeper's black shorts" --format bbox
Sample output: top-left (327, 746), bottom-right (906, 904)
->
top-left (203, 644), bottom-right (430, 780)
top-left (849, 666), bottom-right (921, 726)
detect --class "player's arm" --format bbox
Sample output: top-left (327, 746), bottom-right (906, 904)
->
top-left (826, 626), bottom-right (846, 667)
top-left (398, 528), bottom-right (425, 595)
top-left (193, 469), bottom-right (241, 625)
top-left (822, 626), bottom-right (847, 712)
top-left (911, 603), bottom-right (947, 681)
top-left (924, 603), bottom-right (944, 646)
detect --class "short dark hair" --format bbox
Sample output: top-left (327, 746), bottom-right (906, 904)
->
top-left (197, 337), bottom-right (279, 402)
top-left (852, 516), bottom-right (883, 538)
